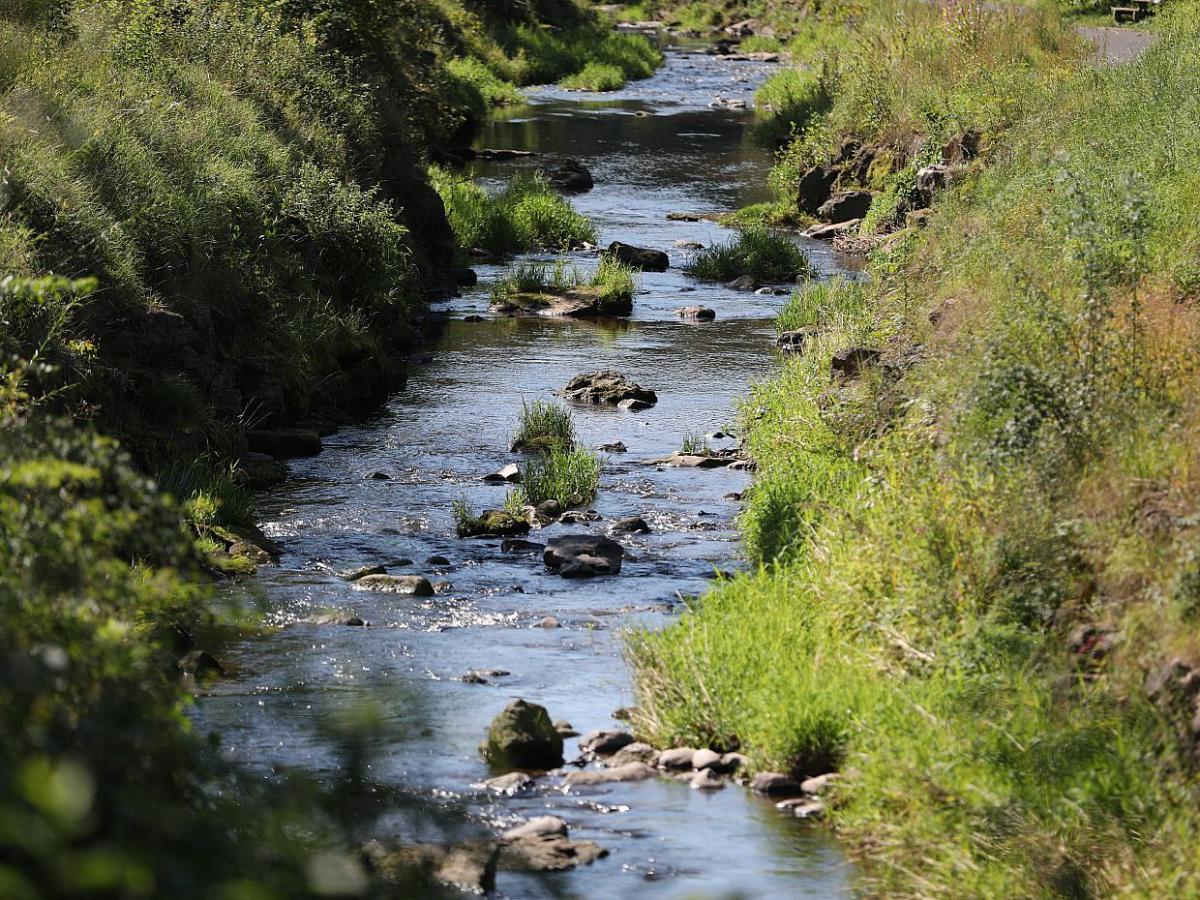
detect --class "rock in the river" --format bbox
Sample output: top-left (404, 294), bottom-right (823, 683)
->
top-left (750, 772), bottom-right (803, 797)
top-left (352, 574), bottom-right (434, 596)
top-left (720, 752), bottom-right (749, 774)
top-left (611, 516), bottom-right (651, 535)
top-left (797, 164), bottom-right (839, 215)
top-left (363, 840), bottom-right (497, 894)
top-left (690, 768), bottom-right (725, 790)
top-left (341, 564), bottom-right (387, 581)
top-left (503, 817), bottom-right (568, 841)
top-left (608, 742), bottom-right (659, 767)
top-left (549, 159), bottom-right (594, 194)
top-left (457, 509), bottom-right (531, 538)
top-left (641, 451), bottom-right (740, 469)
top-left (246, 428), bottom-right (322, 458)
top-left (544, 535), bottom-right (624, 577)
top-left (657, 747), bottom-right (697, 770)
top-left (618, 397), bottom-right (655, 412)
top-left (535, 499), bottom-right (562, 520)
top-left (492, 285), bottom-right (632, 318)
top-left (564, 762), bottom-right (657, 786)
top-left (580, 730), bottom-right (635, 755)
top-left (238, 452), bottom-right (288, 489)
top-left (675, 305), bottom-right (716, 321)
top-left (776, 327), bottom-right (819, 355)
top-left (482, 699), bottom-right (564, 770)
top-left (674, 239), bottom-right (705, 250)
top-left (691, 748), bottom-right (723, 771)
top-left (605, 241), bottom-right (669, 272)
top-left (481, 771), bottom-right (534, 795)
top-left (599, 441), bottom-right (627, 453)
top-left (554, 719), bottom-right (580, 737)
top-left (831, 346), bottom-right (882, 379)
top-left (817, 191), bottom-right (873, 224)
top-left (178, 650), bottom-right (224, 677)
top-left (535, 616), bottom-right (560, 629)
top-left (562, 370), bottom-right (657, 407)
top-left (426, 555), bottom-right (451, 566)
top-left (726, 274), bottom-right (757, 291)
top-left (483, 463), bottom-right (522, 483)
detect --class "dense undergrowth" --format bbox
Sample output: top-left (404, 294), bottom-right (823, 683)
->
top-left (632, 1), bottom-right (1200, 896)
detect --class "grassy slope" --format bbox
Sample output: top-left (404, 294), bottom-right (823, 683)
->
top-left (633, 3), bottom-right (1200, 896)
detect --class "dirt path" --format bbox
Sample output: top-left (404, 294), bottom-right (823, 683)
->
top-left (1077, 25), bottom-right (1157, 64)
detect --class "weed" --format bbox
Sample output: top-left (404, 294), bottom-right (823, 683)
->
top-left (680, 429), bottom-right (712, 456)
top-left (520, 444), bottom-right (603, 508)
top-left (510, 399), bottom-right (576, 454)
top-left (561, 62), bottom-right (626, 92)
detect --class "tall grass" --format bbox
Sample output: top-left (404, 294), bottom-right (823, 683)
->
top-left (429, 169), bottom-right (596, 255)
top-left (513, 444), bottom-right (603, 508)
top-left (561, 62), bottom-right (626, 92)
top-left (490, 257), bottom-right (637, 304)
top-left (635, 3), bottom-right (1200, 895)
top-left (510, 399), bottom-right (576, 453)
top-left (684, 227), bottom-right (813, 282)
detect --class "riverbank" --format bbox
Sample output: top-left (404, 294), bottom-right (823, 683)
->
top-left (0, 1), bottom-right (666, 895)
top-left (632, 2), bottom-right (1200, 895)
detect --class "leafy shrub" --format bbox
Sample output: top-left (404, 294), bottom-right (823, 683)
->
top-left (517, 444), bottom-right (603, 508)
top-left (561, 61), bottom-right (626, 91)
top-left (510, 399), bottom-right (576, 453)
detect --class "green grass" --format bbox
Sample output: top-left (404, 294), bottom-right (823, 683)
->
top-left (634, 2), bottom-right (1200, 896)
top-left (513, 444), bottom-right (603, 508)
top-left (561, 61), bottom-right (627, 91)
top-left (684, 227), bottom-right (813, 283)
top-left (510, 399), bottom-right (577, 454)
top-left (429, 169), bottom-right (596, 256)
top-left (753, 66), bottom-right (831, 145)
top-left (490, 257), bottom-right (637, 304)
top-left (680, 429), bottom-right (713, 456)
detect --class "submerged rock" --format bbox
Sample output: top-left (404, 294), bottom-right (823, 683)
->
top-left (599, 441), bottom-right (628, 453)
top-left (561, 370), bottom-right (657, 407)
top-left (502, 538), bottom-right (546, 555)
top-left (482, 699), bottom-right (564, 771)
top-left (726, 274), bottom-right (757, 291)
top-left (483, 463), bottom-right (522, 484)
top-left (481, 771), bottom-right (535, 795)
top-left (675, 305), bottom-right (716, 321)
top-left (498, 818), bottom-right (608, 872)
top-left (352, 574), bottom-right (434, 596)
top-left (544, 535), bottom-right (624, 577)
top-left (502, 816), bottom-right (567, 841)
top-left (605, 241), bottom-right (669, 272)
top-left (611, 516), bottom-right (651, 535)
top-left (549, 159), bottom-right (594, 194)
top-left (690, 768), bottom-right (725, 790)
top-left (340, 564), bottom-right (387, 582)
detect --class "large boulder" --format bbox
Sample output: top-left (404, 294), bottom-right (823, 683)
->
top-left (482, 699), bottom-right (564, 771)
top-left (797, 165), bottom-right (838, 215)
top-left (817, 191), bottom-right (872, 224)
top-left (605, 241), bottom-right (669, 272)
top-left (363, 840), bottom-right (498, 894)
top-left (498, 817), bottom-right (608, 872)
top-left (544, 535), bottom-right (624, 577)
top-left (561, 370), bottom-right (657, 407)
top-left (548, 159), bottom-right (594, 194)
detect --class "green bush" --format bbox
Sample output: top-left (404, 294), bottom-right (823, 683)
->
top-left (561, 61), bottom-right (626, 91)
top-left (516, 444), bottom-right (603, 508)
top-left (510, 398), bottom-right (576, 453)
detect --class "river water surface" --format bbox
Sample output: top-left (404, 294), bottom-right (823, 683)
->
top-left (197, 43), bottom-right (859, 899)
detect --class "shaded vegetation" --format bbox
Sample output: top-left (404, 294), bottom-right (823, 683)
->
top-left (684, 227), bottom-right (812, 283)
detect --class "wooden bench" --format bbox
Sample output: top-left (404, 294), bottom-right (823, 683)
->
top-left (1113, 0), bottom-right (1161, 21)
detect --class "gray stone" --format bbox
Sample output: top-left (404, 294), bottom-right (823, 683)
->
top-left (618, 397), bottom-right (655, 412)
top-left (608, 741), bottom-right (659, 767)
top-left (549, 159), bottom-right (594, 194)
top-left (830, 346), bottom-right (882, 379)
top-left (777, 798), bottom-right (827, 819)
top-left (352, 574), bottom-right (434, 596)
top-left (482, 699), bottom-right (564, 771)
top-left (657, 748), bottom-right (696, 770)
top-left (690, 768), bottom-right (725, 790)
top-left (363, 840), bottom-right (498, 894)
top-left (777, 328), bottom-right (819, 355)
top-left (611, 516), bottom-right (651, 535)
top-left (817, 191), bottom-right (872, 224)
top-left (798, 164), bottom-right (838, 215)
top-left (502, 816), bottom-right (568, 841)
top-left (498, 834), bottom-right (607, 872)
top-left (426, 555), bottom-right (450, 566)
top-left (606, 241), bottom-right (669, 272)
top-left (340, 564), bottom-right (386, 581)
top-left (804, 219), bottom-right (860, 241)
top-left (561, 370), bottom-right (657, 407)
top-left (719, 752), bottom-right (749, 774)
top-left (564, 762), bottom-right (657, 786)
top-left (554, 719), bottom-right (579, 737)
top-left (483, 463), bottom-right (522, 484)
top-left (580, 730), bottom-right (635, 755)
top-left (502, 538), bottom-right (546, 555)
top-left (691, 748), bottom-right (722, 771)
top-left (800, 773), bottom-right (840, 795)
top-left (544, 535), bottom-right (624, 577)
top-left (674, 239), bottom-right (705, 250)
top-left (750, 772), bottom-right (803, 797)
top-left (726, 274), bottom-right (757, 291)
top-left (675, 305), bottom-right (716, 321)
top-left (480, 771), bottom-right (534, 795)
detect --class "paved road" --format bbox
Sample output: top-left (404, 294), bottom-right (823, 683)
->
top-left (1077, 25), bottom-right (1157, 64)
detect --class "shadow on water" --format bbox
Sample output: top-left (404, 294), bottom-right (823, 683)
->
top-left (195, 44), bottom-right (860, 898)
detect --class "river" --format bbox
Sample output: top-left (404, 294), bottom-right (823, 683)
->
top-left (196, 40), bottom-right (858, 899)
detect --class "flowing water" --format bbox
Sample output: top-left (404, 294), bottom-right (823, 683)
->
top-left (196, 42), bottom-right (861, 898)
